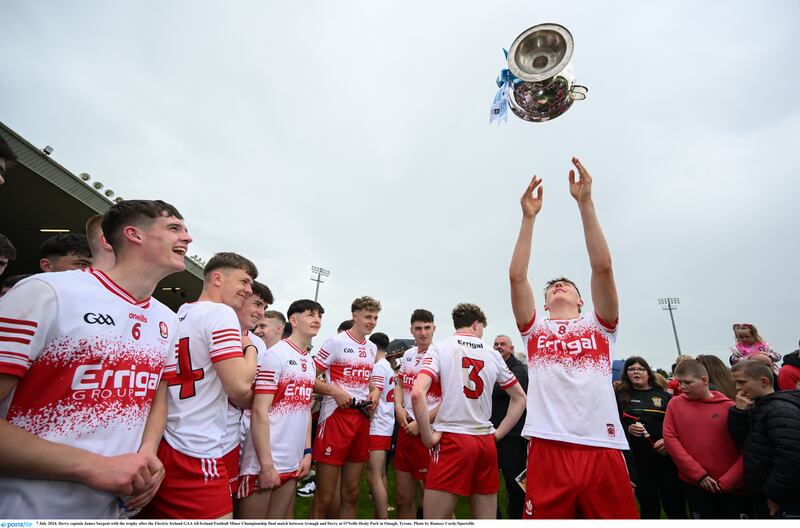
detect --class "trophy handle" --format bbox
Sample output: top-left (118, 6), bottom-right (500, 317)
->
top-left (570, 85), bottom-right (588, 100)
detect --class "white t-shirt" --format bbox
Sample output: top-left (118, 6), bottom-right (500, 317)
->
top-left (163, 301), bottom-right (243, 459)
top-left (240, 339), bottom-right (315, 475)
top-left (222, 331), bottom-right (266, 457)
top-left (519, 310), bottom-right (628, 449)
top-left (419, 332), bottom-right (517, 435)
top-left (399, 346), bottom-right (442, 420)
top-left (369, 357), bottom-right (395, 436)
top-left (313, 330), bottom-right (376, 422)
top-left (0, 269), bottom-right (178, 519)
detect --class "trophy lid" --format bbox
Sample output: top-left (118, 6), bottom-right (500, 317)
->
top-left (508, 23), bottom-right (574, 82)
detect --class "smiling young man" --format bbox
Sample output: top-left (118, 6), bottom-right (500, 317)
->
top-left (310, 296), bottom-right (381, 519)
top-left (140, 252), bottom-right (259, 519)
top-left (238, 299), bottom-right (323, 518)
top-left (393, 308), bottom-right (441, 519)
top-left (508, 158), bottom-right (637, 519)
top-left (0, 200), bottom-right (191, 518)
top-left (39, 233), bottom-right (93, 272)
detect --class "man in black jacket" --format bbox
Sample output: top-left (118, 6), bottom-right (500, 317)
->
top-left (490, 335), bottom-right (528, 519)
top-left (728, 360), bottom-right (800, 518)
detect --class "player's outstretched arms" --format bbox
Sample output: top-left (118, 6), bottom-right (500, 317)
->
top-left (509, 175), bottom-right (542, 327)
top-left (0, 375), bottom-right (155, 496)
top-left (493, 382), bottom-right (526, 442)
top-left (568, 157), bottom-right (618, 324)
top-left (214, 334), bottom-right (258, 409)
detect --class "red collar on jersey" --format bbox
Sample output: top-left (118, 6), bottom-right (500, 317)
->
top-left (345, 329), bottom-right (366, 345)
top-left (90, 268), bottom-right (152, 308)
top-left (283, 338), bottom-right (309, 355)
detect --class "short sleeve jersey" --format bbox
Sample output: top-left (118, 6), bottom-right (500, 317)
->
top-left (164, 301), bottom-right (243, 459)
top-left (369, 357), bottom-right (395, 436)
top-left (399, 346), bottom-right (442, 420)
top-left (240, 338), bottom-right (315, 475)
top-left (222, 330), bottom-right (266, 456)
top-left (0, 269), bottom-right (178, 519)
top-left (419, 332), bottom-right (517, 435)
top-left (520, 310), bottom-right (628, 449)
top-left (313, 330), bottom-right (377, 422)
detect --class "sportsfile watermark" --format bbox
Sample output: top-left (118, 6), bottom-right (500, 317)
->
top-left (2, 522), bottom-right (480, 528)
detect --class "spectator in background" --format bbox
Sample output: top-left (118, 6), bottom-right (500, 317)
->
top-left (666, 355), bottom-right (694, 395)
top-left (39, 233), bottom-right (92, 272)
top-left (730, 324), bottom-right (780, 374)
top-left (663, 359), bottom-right (750, 519)
top-left (85, 214), bottom-right (116, 272)
top-left (0, 234), bottom-right (16, 277)
top-left (366, 332), bottom-right (395, 520)
top-left (728, 360), bottom-right (800, 518)
top-left (0, 274), bottom-right (31, 297)
top-left (777, 343), bottom-right (800, 391)
top-left (0, 135), bottom-right (17, 186)
top-left (696, 355), bottom-right (737, 400)
top-left (490, 334), bottom-right (527, 519)
top-left (616, 356), bottom-right (686, 519)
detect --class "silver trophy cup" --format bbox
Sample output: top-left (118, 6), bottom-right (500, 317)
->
top-left (506, 24), bottom-right (587, 122)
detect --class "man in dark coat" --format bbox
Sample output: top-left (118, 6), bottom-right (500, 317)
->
top-left (728, 360), bottom-right (800, 518)
top-left (490, 335), bottom-right (528, 519)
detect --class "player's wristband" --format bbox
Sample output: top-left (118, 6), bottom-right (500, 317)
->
top-left (243, 345), bottom-right (257, 354)
top-left (303, 448), bottom-right (312, 456)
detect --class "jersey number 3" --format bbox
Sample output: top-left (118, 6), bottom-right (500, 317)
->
top-left (168, 337), bottom-right (205, 399)
top-left (462, 357), bottom-right (485, 399)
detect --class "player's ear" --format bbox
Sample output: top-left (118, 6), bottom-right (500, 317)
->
top-left (543, 304), bottom-right (548, 311)
top-left (39, 258), bottom-right (52, 272)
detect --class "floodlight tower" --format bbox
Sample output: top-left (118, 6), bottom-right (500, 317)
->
top-left (311, 266), bottom-right (330, 302)
top-left (658, 297), bottom-right (682, 356)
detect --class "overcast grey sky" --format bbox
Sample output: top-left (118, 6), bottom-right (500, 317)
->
top-left (3, 0), bottom-right (798, 370)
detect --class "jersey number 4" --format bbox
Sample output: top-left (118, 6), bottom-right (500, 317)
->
top-left (168, 337), bottom-right (205, 399)
top-left (462, 357), bottom-right (485, 399)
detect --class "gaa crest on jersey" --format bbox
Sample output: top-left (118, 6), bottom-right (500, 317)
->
top-left (606, 423), bottom-right (616, 437)
top-left (159, 321), bottom-right (169, 339)
top-left (652, 396), bottom-right (663, 408)
top-left (525, 498), bottom-right (534, 517)
top-left (324, 446), bottom-right (332, 456)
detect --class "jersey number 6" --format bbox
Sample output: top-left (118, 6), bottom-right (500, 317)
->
top-left (462, 357), bottom-right (485, 399)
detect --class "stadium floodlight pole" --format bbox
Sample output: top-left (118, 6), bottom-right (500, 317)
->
top-left (658, 297), bottom-right (682, 356)
top-left (310, 266), bottom-right (330, 302)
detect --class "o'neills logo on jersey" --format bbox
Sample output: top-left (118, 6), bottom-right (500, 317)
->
top-left (70, 364), bottom-right (159, 400)
top-left (129, 313), bottom-right (148, 323)
top-left (537, 334), bottom-right (599, 355)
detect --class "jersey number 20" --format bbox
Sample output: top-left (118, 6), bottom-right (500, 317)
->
top-left (462, 357), bottom-right (485, 399)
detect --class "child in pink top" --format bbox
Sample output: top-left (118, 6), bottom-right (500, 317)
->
top-left (730, 323), bottom-right (780, 374)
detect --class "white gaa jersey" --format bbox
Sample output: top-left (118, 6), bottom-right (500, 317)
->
top-left (313, 330), bottom-right (376, 422)
top-left (222, 330), bottom-right (266, 457)
top-left (240, 339), bottom-right (315, 475)
top-left (399, 346), bottom-right (442, 420)
top-left (236, 334), bottom-right (270, 459)
top-left (419, 332), bottom-right (517, 435)
top-left (164, 301), bottom-right (243, 459)
top-left (0, 269), bottom-right (178, 519)
top-left (520, 310), bottom-right (628, 449)
top-left (369, 357), bottom-right (395, 436)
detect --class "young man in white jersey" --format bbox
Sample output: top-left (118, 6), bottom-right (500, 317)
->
top-left (393, 308), bottom-right (441, 518)
top-left (310, 296), bottom-right (381, 519)
top-left (508, 157), bottom-right (638, 519)
top-left (366, 332), bottom-right (395, 520)
top-left (140, 252), bottom-right (260, 519)
top-left (0, 199), bottom-right (191, 518)
top-left (237, 299), bottom-right (323, 518)
top-left (254, 311), bottom-right (287, 350)
top-left (411, 303), bottom-right (526, 519)
top-left (222, 282), bottom-right (273, 503)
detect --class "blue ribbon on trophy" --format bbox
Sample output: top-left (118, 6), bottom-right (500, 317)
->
top-left (489, 49), bottom-right (517, 125)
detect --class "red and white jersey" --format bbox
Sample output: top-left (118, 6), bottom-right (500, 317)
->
top-left (399, 346), bottom-right (442, 420)
top-left (0, 269), bottom-right (178, 519)
top-left (419, 332), bottom-right (517, 435)
top-left (520, 310), bottom-right (628, 449)
top-left (222, 331), bottom-right (266, 457)
top-left (313, 330), bottom-right (377, 422)
top-left (240, 339), bottom-right (315, 475)
top-left (163, 301), bottom-right (243, 459)
top-left (369, 357), bottom-right (395, 436)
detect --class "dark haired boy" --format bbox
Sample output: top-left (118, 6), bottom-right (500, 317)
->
top-left (310, 296), bottom-right (381, 518)
top-left (412, 303), bottom-right (526, 519)
top-left (39, 233), bottom-right (92, 272)
top-left (366, 331), bottom-right (395, 519)
top-left (0, 199), bottom-right (191, 518)
top-left (663, 359), bottom-right (750, 519)
top-left (0, 233), bottom-right (16, 277)
top-left (141, 252), bottom-right (259, 519)
top-left (728, 360), bottom-right (800, 518)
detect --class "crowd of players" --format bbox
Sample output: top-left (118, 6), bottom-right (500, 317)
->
top-left (1, 155), bottom-right (799, 520)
